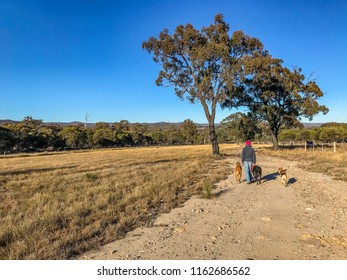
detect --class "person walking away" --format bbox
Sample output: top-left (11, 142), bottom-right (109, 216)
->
top-left (241, 140), bottom-right (256, 184)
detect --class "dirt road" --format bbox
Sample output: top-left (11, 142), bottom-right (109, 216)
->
top-left (79, 156), bottom-right (347, 260)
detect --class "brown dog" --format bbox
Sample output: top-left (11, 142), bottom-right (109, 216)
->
top-left (278, 167), bottom-right (288, 186)
top-left (235, 161), bottom-right (242, 183)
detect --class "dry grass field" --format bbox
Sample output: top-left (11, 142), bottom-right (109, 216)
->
top-left (1, 143), bottom-right (346, 260)
top-left (258, 144), bottom-right (347, 182)
top-left (0, 145), bottom-right (234, 260)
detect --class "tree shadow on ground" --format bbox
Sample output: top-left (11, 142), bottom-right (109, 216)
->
top-left (0, 165), bottom-right (79, 176)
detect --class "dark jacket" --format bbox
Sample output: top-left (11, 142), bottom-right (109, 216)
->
top-left (241, 145), bottom-right (256, 164)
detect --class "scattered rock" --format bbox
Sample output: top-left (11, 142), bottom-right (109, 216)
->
top-left (332, 235), bottom-right (344, 241)
top-left (257, 236), bottom-right (267, 240)
top-left (295, 223), bottom-right (305, 229)
top-left (301, 233), bottom-right (314, 240)
top-left (175, 227), bottom-right (186, 233)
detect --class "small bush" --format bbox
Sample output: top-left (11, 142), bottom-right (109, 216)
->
top-left (85, 173), bottom-right (99, 181)
top-left (201, 181), bottom-right (214, 199)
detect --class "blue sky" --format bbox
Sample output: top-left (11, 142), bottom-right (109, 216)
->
top-left (1, 0), bottom-right (346, 124)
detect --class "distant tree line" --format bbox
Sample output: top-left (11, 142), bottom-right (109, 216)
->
top-left (278, 123), bottom-right (347, 145)
top-left (0, 116), bottom-right (208, 153)
top-left (1, 116), bottom-right (345, 154)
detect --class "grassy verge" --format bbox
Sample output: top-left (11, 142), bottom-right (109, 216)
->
top-left (258, 144), bottom-right (347, 182)
top-left (0, 145), bottom-right (235, 259)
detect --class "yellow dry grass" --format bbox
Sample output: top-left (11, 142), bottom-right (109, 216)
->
top-left (2, 143), bottom-right (343, 260)
top-left (258, 144), bottom-right (347, 182)
top-left (0, 145), bottom-right (236, 259)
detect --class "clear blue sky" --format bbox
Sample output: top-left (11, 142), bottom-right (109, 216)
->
top-left (1, 0), bottom-right (346, 124)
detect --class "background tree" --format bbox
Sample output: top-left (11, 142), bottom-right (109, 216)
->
top-left (7, 117), bottom-right (48, 151)
top-left (194, 127), bottom-right (209, 145)
top-left (234, 54), bottom-right (329, 149)
top-left (92, 122), bottom-right (114, 147)
top-left (143, 14), bottom-right (264, 155)
top-left (309, 128), bottom-right (321, 144)
top-left (84, 113), bottom-right (92, 129)
top-left (166, 125), bottom-right (182, 145)
top-left (129, 123), bottom-right (148, 146)
top-left (220, 112), bottom-right (261, 143)
top-left (39, 125), bottom-right (66, 150)
top-left (0, 126), bottom-right (15, 153)
top-left (320, 127), bottom-right (339, 143)
top-left (180, 119), bottom-right (197, 145)
top-left (278, 129), bottom-right (297, 145)
top-left (112, 120), bottom-right (133, 146)
top-left (58, 125), bottom-right (88, 149)
top-left (320, 123), bottom-right (347, 142)
top-left (296, 129), bottom-right (311, 143)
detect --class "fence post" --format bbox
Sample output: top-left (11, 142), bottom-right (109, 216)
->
top-left (334, 142), bottom-right (336, 152)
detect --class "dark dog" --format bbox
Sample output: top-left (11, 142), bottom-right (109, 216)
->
top-left (252, 165), bottom-right (262, 185)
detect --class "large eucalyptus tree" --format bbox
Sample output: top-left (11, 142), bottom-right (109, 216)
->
top-left (237, 54), bottom-right (329, 149)
top-left (143, 14), bottom-right (264, 155)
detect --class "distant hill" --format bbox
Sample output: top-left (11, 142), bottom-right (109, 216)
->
top-left (302, 123), bottom-right (324, 127)
top-left (0, 119), bottom-right (342, 128)
top-left (0, 119), bottom-right (210, 128)
top-left (0, 119), bottom-right (86, 127)
top-left (0, 119), bottom-right (20, 125)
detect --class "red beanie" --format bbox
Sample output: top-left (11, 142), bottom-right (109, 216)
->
top-left (245, 140), bottom-right (251, 146)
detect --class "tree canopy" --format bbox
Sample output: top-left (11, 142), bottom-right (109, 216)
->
top-left (220, 112), bottom-right (261, 143)
top-left (142, 14), bottom-right (264, 155)
top-left (227, 54), bottom-right (329, 149)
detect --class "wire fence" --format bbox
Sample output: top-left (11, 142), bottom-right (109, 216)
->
top-left (281, 141), bottom-right (346, 152)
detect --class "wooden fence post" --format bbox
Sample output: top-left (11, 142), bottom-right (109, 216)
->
top-left (334, 142), bottom-right (336, 152)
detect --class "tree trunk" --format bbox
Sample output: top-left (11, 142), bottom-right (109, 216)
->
top-left (271, 132), bottom-right (279, 150)
top-left (208, 122), bottom-right (220, 155)
top-left (200, 97), bottom-right (219, 155)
